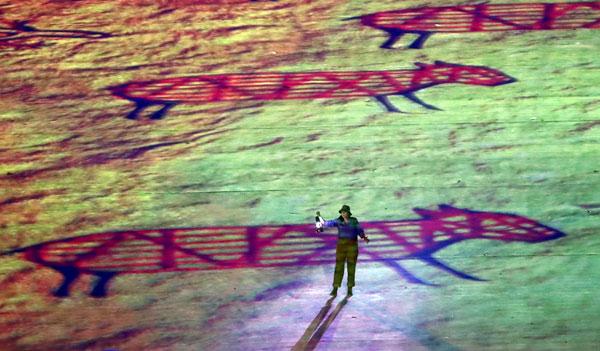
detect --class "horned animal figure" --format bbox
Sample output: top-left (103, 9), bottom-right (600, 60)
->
top-left (1, 205), bottom-right (564, 297)
top-left (347, 1), bottom-right (600, 49)
top-left (109, 61), bottom-right (515, 120)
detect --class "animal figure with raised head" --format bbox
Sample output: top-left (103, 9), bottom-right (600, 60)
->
top-left (1, 205), bottom-right (564, 297)
top-left (109, 61), bottom-right (515, 119)
top-left (347, 1), bottom-right (600, 49)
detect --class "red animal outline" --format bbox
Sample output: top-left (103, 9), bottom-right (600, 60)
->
top-left (109, 61), bottom-right (515, 120)
top-left (2, 205), bottom-right (565, 297)
top-left (346, 1), bottom-right (600, 49)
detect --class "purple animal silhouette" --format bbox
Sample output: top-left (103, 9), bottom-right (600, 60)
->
top-left (2, 205), bottom-right (564, 297)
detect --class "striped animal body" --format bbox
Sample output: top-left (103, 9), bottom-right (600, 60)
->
top-left (3, 205), bottom-right (564, 297)
top-left (349, 1), bottom-right (600, 49)
top-left (109, 61), bottom-right (515, 120)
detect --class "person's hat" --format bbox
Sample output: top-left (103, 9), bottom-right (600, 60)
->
top-left (338, 205), bottom-right (352, 215)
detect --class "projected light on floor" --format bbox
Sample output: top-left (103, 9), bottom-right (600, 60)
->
top-left (109, 62), bottom-right (515, 119)
top-left (4, 205), bottom-right (565, 297)
top-left (347, 1), bottom-right (600, 49)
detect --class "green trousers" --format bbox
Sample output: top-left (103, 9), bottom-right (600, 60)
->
top-left (333, 238), bottom-right (359, 288)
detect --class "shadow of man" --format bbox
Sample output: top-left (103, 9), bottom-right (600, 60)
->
top-left (292, 296), bottom-right (350, 351)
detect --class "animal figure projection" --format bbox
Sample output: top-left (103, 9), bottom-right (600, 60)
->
top-left (2, 205), bottom-right (565, 297)
top-left (0, 19), bottom-right (111, 49)
top-left (109, 61), bottom-right (515, 119)
top-left (347, 1), bottom-right (600, 49)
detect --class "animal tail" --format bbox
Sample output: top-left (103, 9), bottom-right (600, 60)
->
top-left (108, 84), bottom-right (128, 99)
top-left (0, 247), bottom-right (26, 257)
top-left (341, 15), bottom-right (362, 21)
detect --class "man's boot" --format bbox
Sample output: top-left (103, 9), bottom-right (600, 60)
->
top-left (347, 287), bottom-right (353, 296)
top-left (330, 287), bottom-right (338, 296)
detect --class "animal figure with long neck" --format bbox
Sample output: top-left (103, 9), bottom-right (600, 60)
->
top-left (2, 205), bottom-right (564, 297)
top-left (347, 1), bottom-right (600, 49)
top-left (109, 61), bottom-right (515, 120)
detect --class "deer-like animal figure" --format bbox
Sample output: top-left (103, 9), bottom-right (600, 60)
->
top-left (2, 205), bottom-right (564, 297)
top-left (347, 1), bottom-right (600, 49)
top-left (109, 61), bottom-right (515, 120)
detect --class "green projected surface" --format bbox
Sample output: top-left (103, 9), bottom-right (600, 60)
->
top-left (1, 0), bottom-right (599, 350)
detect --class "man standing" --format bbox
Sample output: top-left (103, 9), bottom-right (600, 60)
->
top-left (317, 205), bottom-right (369, 297)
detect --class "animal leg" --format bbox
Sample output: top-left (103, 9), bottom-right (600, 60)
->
top-left (400, 91), bottom-right (442, 111)
top-left (125, 99), bottom-right (153, 120)
top-left (150, 102), bottom-right (176, 120)
top-left (380, 29), bottom-right (405, 49)
top-left (52, 265), bottom-right (80, 297)
top-left (381, 259), bottom-right (438, 286)
top-left (408, 32), bottom-right (432, 49)
top-left (90, 271), bottom-right (118, 298)
top-left (421, 256), bottom-right (486, 281)
top-left (374, 95), bottom-right (404, 113)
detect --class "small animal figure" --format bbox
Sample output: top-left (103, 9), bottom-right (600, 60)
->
top-left (2, 205), bottom-right (564, 297)
top-left (109, 61), bottom-right (515, 119)
top-left (0, 19), bottom-right (111, 49)
top-left (346, 1), bottom-right (600, 49)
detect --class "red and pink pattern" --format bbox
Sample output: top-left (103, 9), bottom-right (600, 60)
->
top-left (110, 61), bottom-right (515, 119)
top-left (349, 1), bottom-right (600, 48)
top-left (5, 205), bottom-right (565, 297)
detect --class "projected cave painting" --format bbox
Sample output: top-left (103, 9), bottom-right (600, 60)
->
top-left (0, 0), bottom-right (594, 348)
top-left (349, 1), bottom-right (600, 49)
top-left (110, 61), bottom-right (515, 119)
top-left (0, 19), bottom-right (112, 49)
top-left (5, 205), bottom-right (565, 298)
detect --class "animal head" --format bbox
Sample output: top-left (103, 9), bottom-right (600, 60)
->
top-left (414, 61), bottom-right (516, 86)
top-left (413, 204), bottom-right (566, 243)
